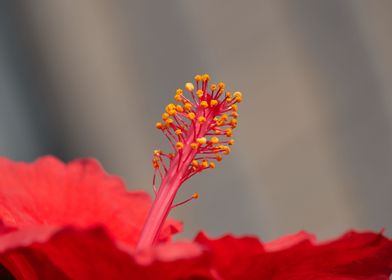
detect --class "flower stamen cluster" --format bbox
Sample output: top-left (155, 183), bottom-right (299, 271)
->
top-left (137, 74), bottom-right (242, 249)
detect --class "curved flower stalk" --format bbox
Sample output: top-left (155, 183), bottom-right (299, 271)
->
top-left (137, 74), bottom-right (242, 249)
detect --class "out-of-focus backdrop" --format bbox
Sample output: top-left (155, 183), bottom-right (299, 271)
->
top-left (1, 1), bottom-right (391, 241)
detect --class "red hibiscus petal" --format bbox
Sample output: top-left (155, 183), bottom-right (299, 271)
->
top-left (0, 156), bottom-right (180, 247)
top-left (0, 225), bottom-right (213, 279)
top-left (195, 231), bottom-right (392, 280)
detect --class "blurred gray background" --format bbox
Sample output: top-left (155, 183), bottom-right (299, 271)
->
top-left (1, 1), bottom-right (391, 241)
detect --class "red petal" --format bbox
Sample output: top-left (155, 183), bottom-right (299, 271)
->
top-left (0, 156), bottom-right (180, 246)
top-left (0, 226), bottom-right (213, 279)
top-left (195, 231), bottom-right (392, 279)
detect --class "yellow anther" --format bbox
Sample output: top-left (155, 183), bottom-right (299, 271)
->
top-left (226, 92), bottom-right (232, 98)
top-left (191, 160), bottom-right (199, 167)
top-left (231, 111), bottom-right (239, 118)
top-left (196, 137), bottom-right (207, 145)
top-left (194, 75), bottom-right (202, 81)
top-left (190, 142), bottom-right (199, 149)
top-left (231, 104), bottom-right (238, 111)
top-left (210, 100), bottom-right (219, 107)
top-left (202, 74), bottom-right (210, 81)
top-left (169, 153), bottom-right (175, 159)
top-left (233, 91), bottom-right (242, 103)
top-left (176, 142), bottom-right (184, 150)
top-left (200, 101), bottom-right (208, 108)
top-left (156, 122), bottom-right (163, 129)
top-left (210, 136), bottom-right (219, 144)
top-left (197, 116), bottom-right (206, 123)
top-left (231, 118), bottom-right (238, 127)
top-left (184, 103), bottom-right (192, 111)
top-left (218, 82), bottom-right (225, 89)
top-left (192, 192), bottom-right (199, 199)
top-left (166, 118), bottom-right (174, 125)
top-left (228, 139), bottom-right (235, 145)
top-left (196, 90), bottom-right (204, 98)
top-left (176, 105), bottom-right (184, 112)
top-left (152, 158), bottom-right (160, 168)
top-left (216, 119), bottom-right (225, 126)
top-left (225, 128), bottom-right (233, 137)
top-left (209, 162), bottom-right (216, 168)
top-left (162, 113), bottom-right (169, 121)
top-left (185, 82), bottom-right (194, 91)
top-left (153, 149), bottom-right (161, 156)
top-left (210, 84), bottom-right (217, 91)
top-left (175, 129), bottom-right (182, 135)
top-left (187, 112), bottom-right (196, 120)
top-left (221, 114), bottom-right (228, 121)
top-left (215, 154), bottom-right (222, 162)
top-left (166, 104), bottom-right (177, 116)
top-left (201, 160), bottom-right (209, 168)
top-left (222, 146), bottom-right (231, 155)
top-left (174, 94), bottom-right (182, 102)
top-left (176, 89), bottom-right (183, 95)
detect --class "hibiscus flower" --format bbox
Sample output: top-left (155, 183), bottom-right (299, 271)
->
top-left (0, 75), bottom-right (391, 279)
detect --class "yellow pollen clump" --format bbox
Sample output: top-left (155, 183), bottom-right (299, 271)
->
top-left (210, 100), bottom-right (219, 107)
top-left (190, 143), bottom-right (199, 149)
top-left (194, 75), bottom-right (202, 81)
top-left (192, 192), bottom-right (199, 199)
top-left (197, 116), bottom-right (206, 123)
top-left (152, 158), bottom-right (160, 168)
top-left (153, 150), bottom-right (161, 156)
top-left (176, 105), bottom-right (184, 112)
top-left (210, 136), bottom-right (219, 144)
top-left (216, 119), bottom-right (224, 126)
top-left (155, 122), bottom-right (163, 129)
top-left (210, 84), bottom-right (217, 91)
top-left (231, 104), bottom-right (238, 111)
top-left (225, 128), bottom-right (233, 137)
top-left (196, 137), bottom-right (207, 144)
top-left (226, 92), bottom-right (232, 98)
top-left (200, 101), bottom-right (208, 108)
top-left (221, 114), bottom-right (228, 121)
top-left (191, 160), bottom-right (199, 167)
top-left (228, 139), bottom-right (235, 145)
top-left (176, 142), bottom-right (184, 150)
top-left (174, 94), bottom-right (182, 102)
top-left (185, 82), bottom-right (194, 91)
top-left (175, 129), bottom-right (182, 135)
top-left (215, 154), bottom-right (222, 161)
top-left (187, 112), bottom-right (196, 120)
top-left (218, 82), bottom-right (225, 89)
top-left (222, 146), bottom-right (231, 155)
top-left (209, 162), bottom-right (216, 168)
top-left (176, 89), bottom-right (183, 95)
top-left (162, 113), bottom-right (169, 121)
top-left (196, 90), bottom-right (204, 98)
top-left (231, 119), bottom-right (238, 127)
top-left (201, 160), bottom-right (209, 168)
top-left (233, 91), bottom-right (242, 103)
top-left (231, 112), bottom-right (239, 118)
top-left (184, 103), bottom-right (192, 111)
top-left (202, 74), bottom-right (210, 81)
top-left (166, 103), bottom-right (177, 115)
top-left (166, 118), bottom-right (174, 125)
